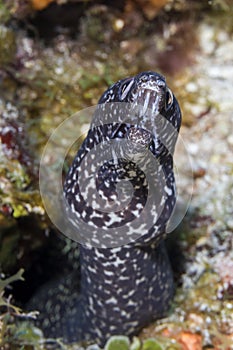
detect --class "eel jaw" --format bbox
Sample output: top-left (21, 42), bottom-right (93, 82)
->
top-left (135, 88), bottom-right (162, 116)
top-left (130, 78), bottom-right (167, 118)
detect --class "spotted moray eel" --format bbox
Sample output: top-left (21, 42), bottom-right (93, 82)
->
top-left (30, 71), bottom-right (182, 346)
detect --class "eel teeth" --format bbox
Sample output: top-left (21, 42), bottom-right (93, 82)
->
top-left (152, 94), bottom-right (160, 115)
top-left (139, 89), bottom-right (160, 117)
top-left (142, 90), bottom-right (151, 116)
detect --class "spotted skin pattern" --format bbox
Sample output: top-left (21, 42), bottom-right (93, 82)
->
top-left (30, 72), bottom-right (182, 346)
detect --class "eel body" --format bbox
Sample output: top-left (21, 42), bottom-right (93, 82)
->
top-left (31, 71), bottom-right (182, 346)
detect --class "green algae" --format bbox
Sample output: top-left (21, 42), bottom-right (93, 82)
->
top-left (104, 336), bottom-right (130, 350)
top-left (0, 1), bottom-right (11, 24)
top-left (0, 25), bottom-right (16, 66)
top-left (0, 269), bottom-right (57, 349)
top-left (0, 156), bottom-right (44, 219)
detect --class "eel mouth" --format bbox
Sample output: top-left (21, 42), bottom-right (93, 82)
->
top-left (135, 88), bottom-right (162, 116)
top-left (113, 72), bottom-right (175, 149)
top-left (133, 76), bottom-right (167, 115)
top-left (116, 72), bottom-right (174, 117)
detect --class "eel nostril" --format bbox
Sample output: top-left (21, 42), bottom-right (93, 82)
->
top-left (157, 79), bottom-right (166, 88)
top-left (140, 74), bottom-right (149, 82)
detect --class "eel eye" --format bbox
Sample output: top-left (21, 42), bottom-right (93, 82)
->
top-left (121, 83), bottom-right (128, 95)
top-left (165, 88), bottom-right (173, 110)
top-left (120, 78), bottom-right (135, 100)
